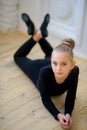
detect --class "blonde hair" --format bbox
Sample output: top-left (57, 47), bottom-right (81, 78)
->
top-left (52, 38), bottom-right (75, 60)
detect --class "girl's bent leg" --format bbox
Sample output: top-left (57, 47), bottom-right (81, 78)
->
top-left (14, 37), bottom-right (36, 58)
top-left (14, 37), bottom-right (37, 84)
top-left (14, 32), bottom-right (52, 85)
top-left (14, 37), bottom-right (50, 85)
top-left (39, 38), bottom-right (53, 58)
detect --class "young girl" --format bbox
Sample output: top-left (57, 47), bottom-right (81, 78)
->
top-left (14, 13), bottom-right (79, 129)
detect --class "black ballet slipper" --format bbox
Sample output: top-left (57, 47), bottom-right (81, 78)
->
top-left (40, 13), bottom-right (50, 37)
top-left (21, 13), bottom-right (34, 35)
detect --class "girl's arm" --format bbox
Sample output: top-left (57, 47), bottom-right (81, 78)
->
top-left (64, 66), bottom-right (79, 115)
top-left (37, 68), bottom-right (60, 120)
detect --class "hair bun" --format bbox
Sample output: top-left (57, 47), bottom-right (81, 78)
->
top-left (61, 38), bottom-right (75, 49)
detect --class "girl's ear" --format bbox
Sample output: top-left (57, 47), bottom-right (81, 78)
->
top-left (71, 60), bottom-right (76, 70)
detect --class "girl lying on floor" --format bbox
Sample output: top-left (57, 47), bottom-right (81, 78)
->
top-left (14, 13), bottom-right (79, 129)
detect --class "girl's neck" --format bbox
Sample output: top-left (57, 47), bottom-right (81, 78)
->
top-left (54, 70), bottom-right (71, 84)
top-left (55, 76), bottom-right (66, 84)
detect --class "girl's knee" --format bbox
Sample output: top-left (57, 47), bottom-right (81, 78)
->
top-left (13, 53), bottom-right (19, 64)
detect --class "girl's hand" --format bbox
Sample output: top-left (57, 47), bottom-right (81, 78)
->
top-left (57, 113), bottom-right (72, 129)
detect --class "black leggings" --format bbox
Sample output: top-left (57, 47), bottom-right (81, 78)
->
top-left (14, 37), bottom-right (53, 85)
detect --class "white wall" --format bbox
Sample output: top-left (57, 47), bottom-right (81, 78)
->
top-left (0, 0), bottom-right (19, 30)
top-left (0, 0), bottom-right (87, 59)
top-left (74, 4), bottom-right (87, 59)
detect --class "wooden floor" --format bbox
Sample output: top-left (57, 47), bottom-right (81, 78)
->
top-left (0, 30), bottom-right (87, 130)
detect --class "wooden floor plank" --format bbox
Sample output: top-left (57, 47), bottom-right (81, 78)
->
top-left (4, 107), bottom-right (59, 130)
top-left (0, 97), bottom-right (42, 130)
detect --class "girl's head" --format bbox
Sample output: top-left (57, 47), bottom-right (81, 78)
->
top-left (51, 38), bottom-right (76, 80)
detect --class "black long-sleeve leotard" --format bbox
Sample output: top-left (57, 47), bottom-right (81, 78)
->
top-left (37, 65), bottom-right (79, 120)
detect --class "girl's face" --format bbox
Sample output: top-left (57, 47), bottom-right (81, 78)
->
top-left (51, 51), bottom-right (75, 80)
